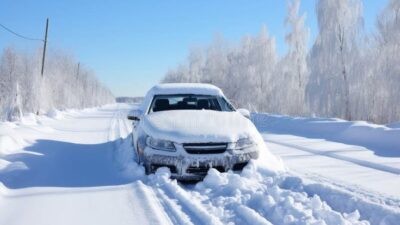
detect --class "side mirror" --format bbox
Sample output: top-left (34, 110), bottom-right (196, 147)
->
top-left (237, 108), bottom-right (251, 119)
top-left (127, 109), bottom-right (143, 121)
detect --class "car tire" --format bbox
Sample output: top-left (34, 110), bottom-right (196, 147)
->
top-left (144, 164), bottom-right (151, 175)
top-left (134, 144), bottom-right (141, 163)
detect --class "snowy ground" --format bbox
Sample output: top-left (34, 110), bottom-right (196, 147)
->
top-left (0, 104), bottom-right (399, 225)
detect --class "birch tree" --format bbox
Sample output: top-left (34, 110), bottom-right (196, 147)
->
top-left (306, 0), bottom-right (363, 119)
top-left (374, 0), bottom-right (400, 123)
top-left (281, 0), bottom-right (310, 115)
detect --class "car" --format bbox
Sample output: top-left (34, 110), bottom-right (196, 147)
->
top-left (127, 83), bottom-right (264, 180)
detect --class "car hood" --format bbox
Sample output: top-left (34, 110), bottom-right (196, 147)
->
top-left (141, 110), bottom-right (260, 143)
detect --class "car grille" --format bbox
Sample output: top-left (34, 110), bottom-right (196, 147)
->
top-left (186, 165), bottom-right (225, 175)
top-left (183, 143), bottom-right (227, 154)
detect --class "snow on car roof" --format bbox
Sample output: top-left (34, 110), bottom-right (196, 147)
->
top-left (140, 83), bottom-right (225, 111)
top-left (148, 83), bottom-right (224, 96)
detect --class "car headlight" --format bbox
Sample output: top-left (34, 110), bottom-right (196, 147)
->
top-left (233, 137), bottom-right (255, 150)
top-left (146, 136), bottom-right (176, 151)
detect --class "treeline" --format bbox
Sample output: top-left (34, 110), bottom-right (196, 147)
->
top-left (0, 47), bottom-right (114, 121)
top-left (163, 0), bottom-right (400, 124)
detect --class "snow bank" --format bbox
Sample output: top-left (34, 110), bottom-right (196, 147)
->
top-left (46, 108), bottom-right (64, 120)
top-left (0, 159), bottom-right (28, 173)
top-left (114, 135), bottom-right (145, 179)
top-left (0, 135), bottom-right (22, 155)
top-left (149, 162), bottom-right (370, 225)
top-left (279, 175), bottom-right (400, 225)
top-left (253, 113), bottom-right (400, 155)
top-left (0, 124), bottom-right (27, 155)
top-left (111, 106), bottom-right (146, 179)
top-left (387, 122), bottom-right (400, 129)
top-left (0, 124), bottom-right (29, 174)
top-left (196, 163), bottom-right (369, 225)
top-left (20, 113), bottom-right (38, 126)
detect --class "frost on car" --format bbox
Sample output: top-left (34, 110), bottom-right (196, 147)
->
top-left (128, 83), bottom-right (264, 180)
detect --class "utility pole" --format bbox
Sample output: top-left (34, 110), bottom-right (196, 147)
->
top-left (76, 62), bottom-right (80, 79)
top-left (37, 18), bottom-right (49, 115)
top-left (41, 18), bottom-right (49, 76)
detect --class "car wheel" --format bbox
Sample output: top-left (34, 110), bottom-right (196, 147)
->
top-left (144, 164), bottom-right (151, 175)
top-left (134, 144), bottom-right (143, 164)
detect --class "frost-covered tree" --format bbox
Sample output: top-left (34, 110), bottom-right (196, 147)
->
top-left (202, 35), bottom-right (229, 87)
top-left (163, 48), bottom-right (204, 84)
top-left (252, 26), bottom-right (278, 112)
top-left (186, 48), bottom-right (205, 83)
top-left (306, 0), bottom-right (363, 120)
top-left (162, 26), bottom-right (278, 112)
top-left (225, 35), bottom-right (259, 109)
top-left (0, 47), bottom-right (23, 121)
top-left (0, 46), bottom-right (114, 121)
top-left (280, 0), bottom-right (310, 115)
top-left (162, 0), bottom-right (400, 124)
top-left (372, 0), bottom-right (400, 123)
top-left (163, 65), bottom-right (188, 83)
top-left (285, 0), bottom-right (309, 89)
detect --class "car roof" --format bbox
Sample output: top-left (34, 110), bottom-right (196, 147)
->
top-left (140, 83), bottom-right (225, 112)
top-left (148, 83), bottom-right (223, 96)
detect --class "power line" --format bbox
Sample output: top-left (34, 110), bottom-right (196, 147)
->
top-left (0, 23), bottom-right (44, 42)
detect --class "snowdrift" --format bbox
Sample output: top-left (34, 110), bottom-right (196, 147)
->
top-left (149, 163), bottom-right (371, 225)
top-left (253, 113), bottom-right (400, 156)
top-left (0, 123), bottom-right (27, 156)
top-left (46, 109), bottom-right (64, 120)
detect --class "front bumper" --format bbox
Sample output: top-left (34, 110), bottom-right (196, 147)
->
top-left (143, 144), bottom-right (259, 180)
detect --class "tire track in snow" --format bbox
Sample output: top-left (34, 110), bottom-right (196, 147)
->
top-left (235, 205), bottom-right (273, 225)
top-left (109, 105), bottom-right (201, 225)
top-left (128, 181), bottom-right (174, 225)
top-left (265, 136), bottom-right (400, 224)
top-left (111, 105), bottom-right (224, 225)
top-left (278, 171), bottom-right (400, 225)
top-left (107, 106), bottom-right (133, 166)
top-left (153, 187), bottom-right (195, 225)
top-left (266, 139), bottom-right (400, 175)
top-left (152, 180), bottom-right (224, 225)
top-left (289, 171), bottom-right (400, 208)
top-left (108, 106), bottom-right (176, 224)
top-left (107, 105), bottom-right (121, 142)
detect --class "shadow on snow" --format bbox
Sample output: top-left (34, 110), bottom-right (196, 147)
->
top-left (0, 137), bottom-right (133, 189)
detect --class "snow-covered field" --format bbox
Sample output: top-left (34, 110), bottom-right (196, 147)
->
top-left (0, 104), bottom-right (399, 225)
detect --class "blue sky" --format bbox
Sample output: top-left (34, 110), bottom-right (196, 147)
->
top-left (0, 0), bottom-right (387, 97)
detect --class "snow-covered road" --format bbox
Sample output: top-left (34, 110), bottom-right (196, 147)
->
top-left (265, 134), bottom-right (400, 198)
top-left (0, 105), bottom-right (171, 225)
top-left (263, 134), bottom-right (400, 225)
top-left (1, 104), bottom-right (399, 225)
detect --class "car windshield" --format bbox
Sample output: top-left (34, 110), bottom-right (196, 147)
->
top-left (149, 94), bottom-right (235, 113)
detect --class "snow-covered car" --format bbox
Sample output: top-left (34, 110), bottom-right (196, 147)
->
top-left (128, 83), bottom-right (262, 180)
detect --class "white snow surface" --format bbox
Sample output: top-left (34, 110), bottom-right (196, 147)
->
top-left (140, 83), bottom-right (224, 111)
top-left (0, 103), bottom-right (399, 225)
top-left (143, 110), bottom-right (256, 143)
top-left (253, 113), bottom-right (400, 157)
top-left (46, 108), bottom-right (64, 120)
